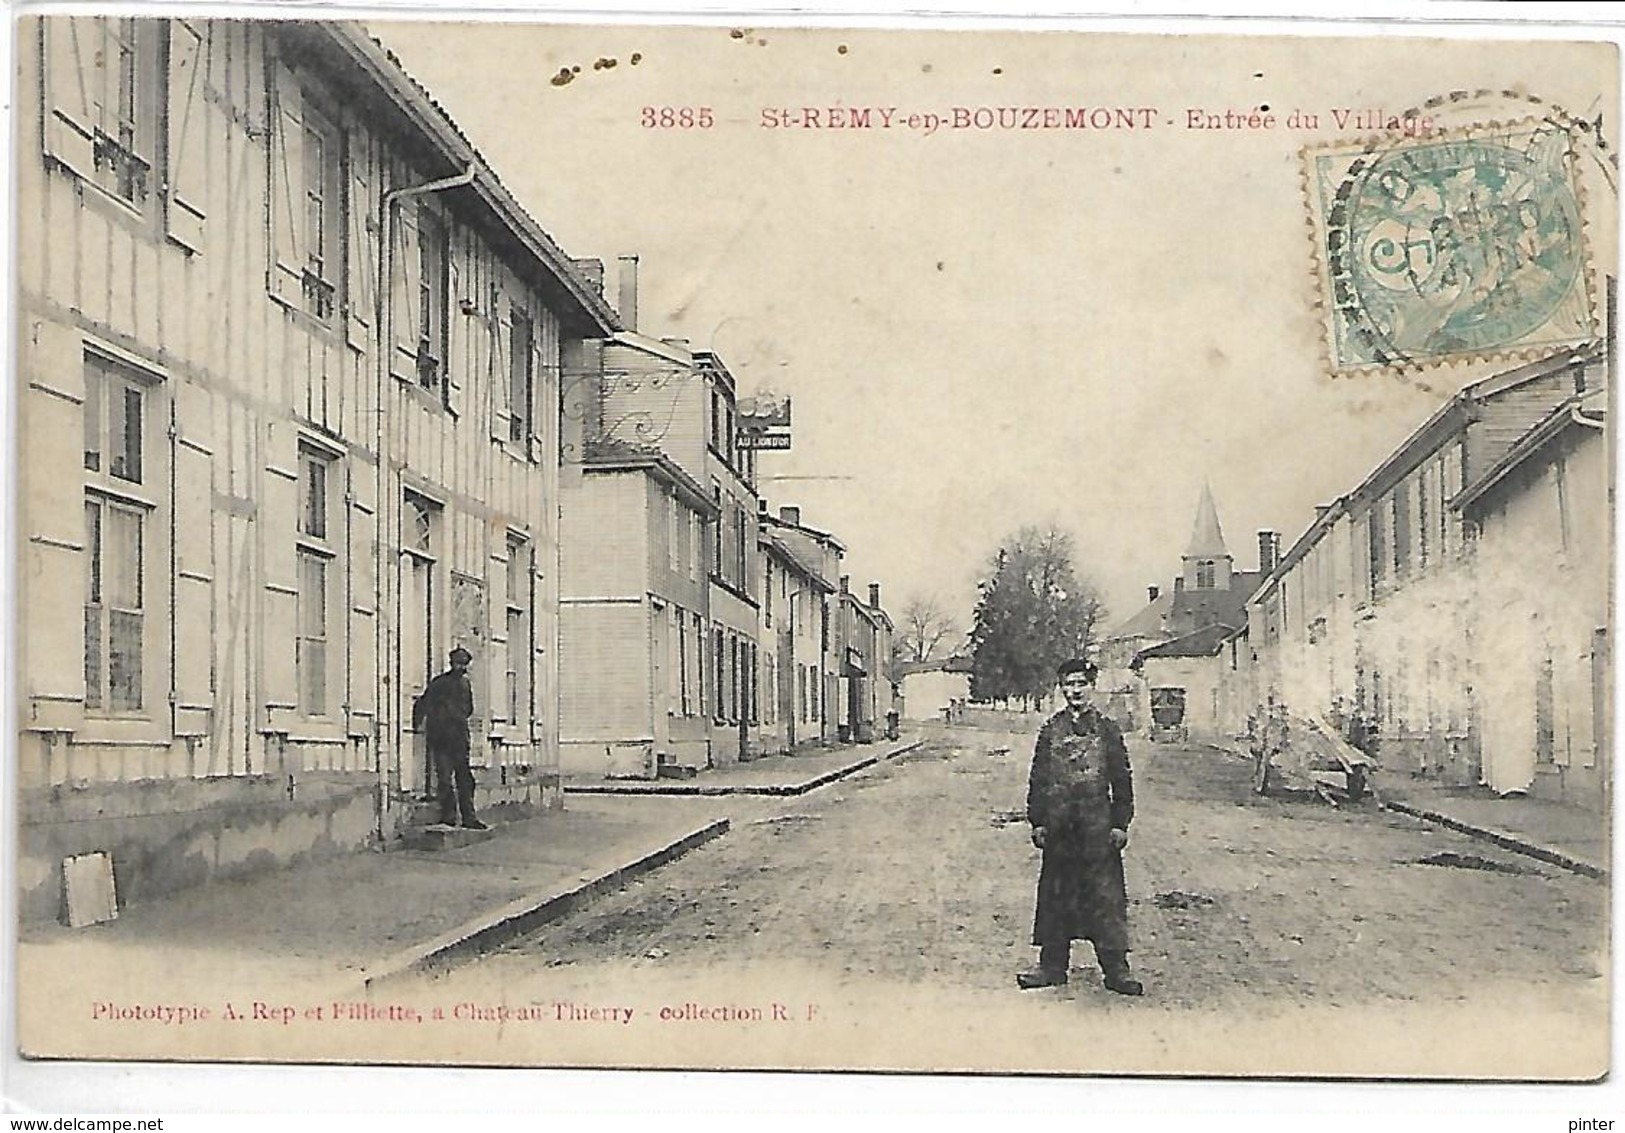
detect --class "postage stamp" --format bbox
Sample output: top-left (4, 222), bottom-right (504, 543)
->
top-left (1307, 118), bottom-right (1598, 372)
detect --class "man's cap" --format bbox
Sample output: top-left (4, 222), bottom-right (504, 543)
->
top-left (1057, 657), bottom-right (1098, 684)
top-left (449, 646), bottom-right (473, 665)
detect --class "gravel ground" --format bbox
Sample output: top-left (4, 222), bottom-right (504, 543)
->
top-left (409, 727), bottom-right (1609, 1077)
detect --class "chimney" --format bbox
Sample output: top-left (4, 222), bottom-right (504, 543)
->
top-left (839, 575), bottom-right (850, 594)
top-left (758, 497), bottom-right (769, 515)
top-left (1147, 585), bottom-right (1160, 603)
top-left (616, 254), bottom-right (639, 332)
top-left (570, 258), bottom-right (605, 295)
top-left (868, 582), bottom-right (881, 610)
top-left (779, 505), bottom-right (801, 526)
top-left (1257, 530), bottom-right (1278, 574)
top-left (1173, 577), bottom-right (1185, 593)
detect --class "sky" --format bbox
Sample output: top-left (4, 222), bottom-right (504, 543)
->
top-left (373, 17), bottom-right (1615, 632)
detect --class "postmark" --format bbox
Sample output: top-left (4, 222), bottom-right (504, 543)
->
top-left (1306, 104), bottom-right (1604, 373)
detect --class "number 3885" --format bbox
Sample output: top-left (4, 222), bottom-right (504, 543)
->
top-left (641, 106), bottom-right (715, 128)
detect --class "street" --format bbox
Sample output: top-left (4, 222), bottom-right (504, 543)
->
top-left (404, 725), bottom-right (1609, 1077)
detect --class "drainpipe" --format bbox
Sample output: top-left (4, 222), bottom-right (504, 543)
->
top-left (371, 161), bottom-right (478, 845)
top-left (1572, 406), bottom-right (1605, 430)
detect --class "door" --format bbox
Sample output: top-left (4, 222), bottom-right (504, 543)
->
top-left (401, 551), bottom-right (433, 796)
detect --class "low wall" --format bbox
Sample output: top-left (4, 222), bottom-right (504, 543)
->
top-left (20, 772), bottom-right (377, 924)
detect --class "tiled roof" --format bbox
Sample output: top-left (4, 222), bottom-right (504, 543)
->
top-left (1137, 623), bottom-right (1239, 660)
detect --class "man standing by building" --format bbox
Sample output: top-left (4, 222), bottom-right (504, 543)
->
top-left (1018, 657), bottom-right (1143, 995)
top-left (413, 646), bottom-right (487, 830)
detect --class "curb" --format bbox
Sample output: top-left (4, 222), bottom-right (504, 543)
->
top-left (1380, 799), bottom-right (1606, 881)
top-left (562, 739), bottom-right (925, 798)
top-left (357, 817), bottom-right (732, 989)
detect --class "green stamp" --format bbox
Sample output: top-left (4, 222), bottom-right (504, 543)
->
top-left (1311, 124), bottom-right (1594, 370)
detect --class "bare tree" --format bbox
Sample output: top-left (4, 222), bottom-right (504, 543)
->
top-left (894, 593), bottom-right (962, 665)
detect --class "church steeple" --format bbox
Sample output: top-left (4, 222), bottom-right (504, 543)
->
top-left (1182, 482), bottom-right (1233, 591)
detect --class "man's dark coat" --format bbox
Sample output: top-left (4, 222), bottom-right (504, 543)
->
top-left (1026, 704), bottom-right (1135, 951)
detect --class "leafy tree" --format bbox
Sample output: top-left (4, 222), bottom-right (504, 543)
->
top-left (969, 526), bottom-right (1106, 709)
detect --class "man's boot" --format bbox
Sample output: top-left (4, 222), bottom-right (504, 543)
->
top-left (1016, 941), bottom-right (1070, 989)
top-left (1096, 948), bottom-right (1144, 996)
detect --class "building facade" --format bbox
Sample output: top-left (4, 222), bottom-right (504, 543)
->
top-left (18, 17), bottom-right (616, 919)
top-left (1245, 345), bottom-right (1608, 806)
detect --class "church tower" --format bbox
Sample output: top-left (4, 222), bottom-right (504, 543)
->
top-left (1182, 482), bottom-right (1233, 591)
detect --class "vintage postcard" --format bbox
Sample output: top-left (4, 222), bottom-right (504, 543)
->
top-left (9, 8), bottom-right (1617, 1088)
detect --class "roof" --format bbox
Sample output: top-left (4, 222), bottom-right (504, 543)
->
top-left (1454, 390), bottom-right (1607, 513)
top-left (1105, 592), bottom-right (1173, 641)
top-left (897, 655), bottom-right (973, 677)
top-left (761, 535), bottom-right (836, 592)
top-left (581, 442), bottom-right (718, 516)
top-left (1137, 623), bottom-right (1239, 660)
top-left (1184, 482), bottom-right (1229, 559)
top-left (308, 23), bottom-right (620, 337)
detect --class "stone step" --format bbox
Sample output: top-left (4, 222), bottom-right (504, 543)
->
top-left (398, 823), bottom-right (497, 852)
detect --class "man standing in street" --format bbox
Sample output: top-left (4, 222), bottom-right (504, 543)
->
top-left (1018, 657), bottom-right (1143, 995)
top-left (413, 646), bottom-right (487, 830)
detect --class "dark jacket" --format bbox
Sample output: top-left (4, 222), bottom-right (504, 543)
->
top-left (1026, 704), bottom-right (1135, 949)
top-left (413, 668), bottom-right (473, 752)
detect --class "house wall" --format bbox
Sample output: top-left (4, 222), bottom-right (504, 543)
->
top-left (1141, 655), bottom-right (1224, 740)
top-left (1472, 425), bottom-right (1609, 808)
top-left (901, 671), bottom-right (969, 720)
top-left (17, 17), bottom-right (576, 920)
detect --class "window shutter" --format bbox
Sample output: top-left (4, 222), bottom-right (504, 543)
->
top-left (260, 418), bottom-right (299, 728)
top-left (40, 17), bottom-right (98, 178)
top-left (345, 135), bottom-right (373, 351)
top-left (346, 463), bottom-right (376, 733)
top-left (389, 202), bottom-right (421, 380)
top-left (172, 385), bottom-right (214, 735)
top-left (490, 315), bottom-right (510, 442)
top-left (22, 320), bottom-right (88, 728)
top-left (267, 65), bottom-right (304, 304)
top-left (443, 239), bottom-right (464, 417)
top-left (164, 21), bottom-right (207, 252)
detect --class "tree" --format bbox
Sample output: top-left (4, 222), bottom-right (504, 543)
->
top-left (893, 594), bottom-right (962, 667)
top-left (969, 526), bottom-right (1106, 709)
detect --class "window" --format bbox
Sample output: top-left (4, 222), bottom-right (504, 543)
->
top-left (83, 356), bottom-right (144, 483)
top-left (689, 512), bottom-right (701, 581)
top-left (1195, 560), bottom-right (1215, 589)
top-left (509, 311), bottom-right (534, 443)
top-left (711, 390), bottom-right (722, 451)
top-left (1391, 482), bottom-right (1411, 576)
top-left (300, 105), bottom-right (340, 321)
top-left (711, 484), bottom-right (723, 576)
top-left (84, 497), bottom-right (144, 712)
top-left (718, 624), bottom-right (731, 721)
top-left (506, 538), bottom-right (530, 726)
top-left (694, 613), bottom-right (706, 717)
top-left (418, 208), bottom-right (449, 391)
top-left (297, 551), bottom-right (329, 715)
top-left (1418, 466), bottom-right (1431, 567)
top-left (749, 643), bottom-right (759, 725)
top-left (269, 69), bottom-right (344, 321)
top-left (667, 491), bottom-right (680, 574)
top-left (296, 447), bottom-right (337, 717)
top-left (100, 19), bottom-right (153, 206)
top-left (678, 613), bottom-right (691, 716)
top-left (764, 558), bottom-right (774, 628)
top-left (810, 665), bottom-right (821, 722)
top-left (734, 506), bottom-right (748, 586)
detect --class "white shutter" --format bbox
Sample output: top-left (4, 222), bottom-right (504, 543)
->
top-left (390, 202), bottom-right (421, 380)
top-left (267, 65), bottom-right (304, 304)
top-left (346, 463), bottom-right (377, 734)
top-left (345, 134), bottom-right (373, 350)
top-left (40, 16), bottom-right (98, 178)
top-left (22, 320), bottom-right (88, 728)
top-left (443, 233), bottom-right (463, 417)
top-left (172, 383), bottom-right (214, 735)
top-left (261, 418), bottom-right (299, 727)
top-left (164, 21), bottom-right (207, 252)
top-left (490, 315), bottom-right (511, 442)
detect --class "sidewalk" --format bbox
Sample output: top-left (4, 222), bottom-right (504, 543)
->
top-left (18, 735), bottom-right (927, 1013)
top-left (1373, 771), bottom-right (1608, 880)
top-left (563, 732), bottom-right (924, 795)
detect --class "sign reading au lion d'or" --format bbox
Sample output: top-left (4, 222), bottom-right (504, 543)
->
top-left (1308, 119), bottom-right (1598, 372)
